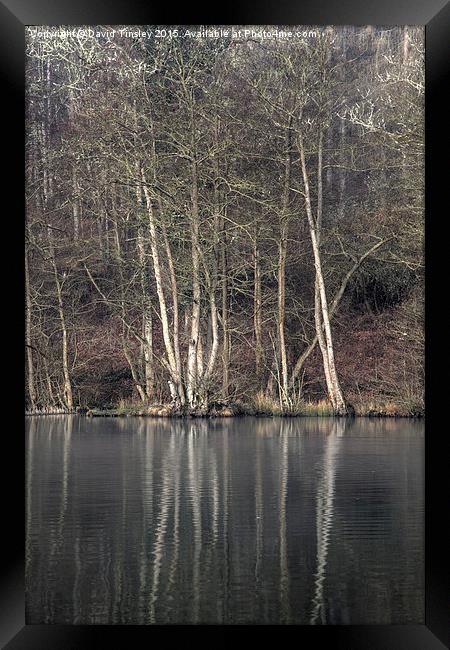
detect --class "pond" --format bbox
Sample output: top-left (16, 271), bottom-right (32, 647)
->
top-left (25, 416), bottom-right (424, 625)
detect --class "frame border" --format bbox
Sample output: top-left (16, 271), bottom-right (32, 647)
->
top-left (1, 0), bottom-right (448, 647)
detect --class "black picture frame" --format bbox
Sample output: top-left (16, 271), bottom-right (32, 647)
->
top-left (1, 0), bottom-right (448, 647)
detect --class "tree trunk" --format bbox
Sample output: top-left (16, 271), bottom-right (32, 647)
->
top-left (326, 124), bottom-right (333, 190)
top-left (278, 236), bottom-right (288, 406)
top-left (221, 216), bottom-right (230, 399)
top-left (141, 169), bottom-right (181, 399)
top-left (25, 248), bottom-right (37, 410)
top-left (143, 314), bottom-right (154, 401)
top-left (289, 238), bottom-right (387, 387)
top-left (203, 291), bottom-right (219, 391)
top-left (134, 100), bottom-right (155, 403)
top-left (161, 218), bottom-right (185, 405)
top-left (337, 117), bottom-right (346, 221)
top-left (314, 277), bottom-right (335, 408)
top-left (72, 164), bottom-right (80, 241)
top-left (298, 133), bottom-right (347, 415)
top-left (402, 26), bottom-right (409, 65)
top-left (111, 199), bottom-right (146, 404)
top-left (202, 114), bottom-right (221, 396)
top-left (313, 130), bottom-right (334, 406)
top-left (135, 169), bottom-right (155, 403)
top-left (146, 97), bottom-right (184, 406)
top-left (48, 227), bottom-right (73, 411)
top-left (254, 237), bottom-right (263, 380)
top-left (43, 353), bottom-right (56, 408)
top-left (123, 337), bottom-right (147, 404)
top-left (186, 94), bottom-right (202, 409)
top-left (278, 121), bottom-right (292, 407)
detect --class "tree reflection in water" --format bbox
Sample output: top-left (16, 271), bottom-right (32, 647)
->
top-left (310, 418), bottom-right (346, 624)
top-left (26, 416), bottom-right (423, 625)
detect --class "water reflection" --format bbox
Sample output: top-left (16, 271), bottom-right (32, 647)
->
top-left (279, 420), bottom-right (290, 623)
top-left (26, 416), bottom-right (424, 625)
top-left (310, 418), bottom-right (344, 624)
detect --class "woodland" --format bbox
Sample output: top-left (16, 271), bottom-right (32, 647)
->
top-left (25, 26), bottom-right (424, 416)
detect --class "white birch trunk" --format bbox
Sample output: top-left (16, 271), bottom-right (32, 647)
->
top-left (141, 169), bottom-right (179, 388)
top-left (298, 134), bottom-right (347, 414)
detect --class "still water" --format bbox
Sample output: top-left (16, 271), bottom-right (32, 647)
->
top-left (26, 416), bottom-right (424, 625)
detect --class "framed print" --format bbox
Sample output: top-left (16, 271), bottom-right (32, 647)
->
top-left (1, 0), bottom-right (449, 647)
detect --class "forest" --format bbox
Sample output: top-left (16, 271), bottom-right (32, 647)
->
top-left (25, 25), bottom-right (424, 416)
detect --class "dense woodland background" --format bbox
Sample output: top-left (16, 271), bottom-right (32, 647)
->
top-left (25, 25), bottom-right (424, 415)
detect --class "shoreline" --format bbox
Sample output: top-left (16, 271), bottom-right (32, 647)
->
top-left (25, 404), bottom-right (424, 419)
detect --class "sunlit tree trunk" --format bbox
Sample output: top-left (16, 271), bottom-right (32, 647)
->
top-left (161, 218), bottom-right (184, 404)
top-left (314, 130), bottom-right (334, 406)
top-left (147, 98), bottom-right (184, 405)
top-left (141, 169), bottom-right (182, 404)
top-left (299, 133), bottom-right (347, 415)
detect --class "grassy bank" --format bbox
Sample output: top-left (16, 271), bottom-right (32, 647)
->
top-left (82, 397), bottom-right (423, 419)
